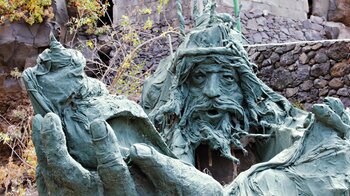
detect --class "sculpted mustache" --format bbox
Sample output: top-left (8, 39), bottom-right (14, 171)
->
top-left (179, 96), bottom-right (246, 127)
top-left (213, 97), bottom-right (245, 120)
top-left (190, 97), bottom-right (245, 117)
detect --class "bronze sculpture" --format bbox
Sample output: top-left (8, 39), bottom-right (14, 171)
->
top-left (23, 3), bottom-right (350, 195)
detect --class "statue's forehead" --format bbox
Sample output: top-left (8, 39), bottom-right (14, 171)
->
top-left (192, 63), bottom-right (235, 73)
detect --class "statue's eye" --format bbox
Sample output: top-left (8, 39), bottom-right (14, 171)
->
top-left (223, 74), bottom-right (234, 81)
top-left (193, 73), bottom-right (206, 83)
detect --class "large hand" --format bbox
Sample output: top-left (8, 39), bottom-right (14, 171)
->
top-left (129, 144), bottom-right (224, 195)
top-left (32, 113), bottom-right (136, 196)
top-left (33, 113), bottom-right (224, 195)
top-left (312, 97), bottom-right (350, 140)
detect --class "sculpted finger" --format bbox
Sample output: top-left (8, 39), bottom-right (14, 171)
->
top-left (32, 114), bottom-right (46, 166)
top-left (312, 104), bottom-right (350, 139)
top-left (90, 119), bottom-right (137, 195)
top-left (324, 97), bottom-right (344, 116)
top-left (32, 114), bottom-right (50, 195)
top-left (130, 143), bottom-right (224, 196)
top-left (41, 113), bottom-right (69, 159)
top-left (40, 113), bottom-right (94, 188)
top-left (324, 97), bottom-right (350, 125)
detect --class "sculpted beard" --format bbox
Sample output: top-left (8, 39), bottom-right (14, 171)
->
top-left (179, 94), bottom-right (249, 163)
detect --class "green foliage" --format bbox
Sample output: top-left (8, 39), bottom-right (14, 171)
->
top-left (112, 57), bottom-right (151, 99)
top-left (67, 0), bottom-right (110, 34)
top-left (10, 68), bottom-right (22, 79)
top-left (0, 132), bottom-right (11, 144)
top-left (140, 8), bottom-right (152, 15)
top-left (157, 0), bottom-right (170, 13)
top-left (0, 0), bottom-right (54, 25)
top-left (73, 2), bottom-right (179, 100)
top-left (143, 17), bottom-right (153, 30)
top-left (86, 40), bottom-right (94, 49)
top-left (104, 10), bottom-right (156, 98)
top-left (12, 109), bottom-right (28, 121)
top-left (0, 105), bottom-right (36, 195)
top-left (292, 101), bottom-right (306, 110)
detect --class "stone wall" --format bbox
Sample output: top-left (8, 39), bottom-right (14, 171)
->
top-left (240, 11), bottom-right (335, 44)
top-left (313, 0), bottom-right (350, 26)
top-left (0, 21), bottom-right (50, 154)
top-left (245, 39), bottom-right (350, 110)
top-left (112, 0), bottom-right (309, 23)
top-left (0, 22), bottom-right (51, 115)
top-left (224, 0), bottom-right (309, 20)
top-left (111, 0), bottom-right (348, 44)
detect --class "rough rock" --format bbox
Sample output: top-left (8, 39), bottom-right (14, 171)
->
top-left (337, 88), bottom-right (349, 96)
top-left (280, 53), bottom-right (298, 66)
top-left (324, 26), bottom-right (340, 39)
top-left (326, 42), bottom-right (350, 60)
top-left (292, 65), bottom-right (310, 86)
top-left (344, 74), bottom-right (350, 86)
top-left (256, 17), bottom-right (267, 26)
top-left (299, 53), bottom-right (308, 64)
top-left (292, 30), bottom-right (305, 40)
top-left (310, 23), bottom-right (323, 31)
top-left (330, 61), bottom-right (350, 77)
top-left (246, 19), bottom-right (258, 30)
top-left (310, 15), bottom-right (324, 24)
top-left (252, 33), bottom-right (263, 43)
top-left (310, 62), bottom-right (330, 77)
top-left (308, 54), bottom-right (317, 65)
top-left (314, 53), bottom-right (329, 63)
top-left (0, 22), bottom-right (51, 72)
top-left (311, 43), bottom-right (323, 50)
top-left (297, 89), bottom-right (318, 103)
top-left (328, 89), bottom-right (337, 96)
top-left (259, 66), bottom-right (274, 77)
top-left (314, 79), bottom-right (328, 88)
top-left (328, 78), bottom-right (344, 89)
top-left (340, 97), bottom-right (350, 107)
top-left (285, 87), bottom-right (299, 97)
top-left (319, 88), bottom-right (329, 96)
top-left (328, 0), bottom-right (350, 26)
top-left (246, 40), bottom-right (350, 109)
top-left (270, 68), bottom-right (293, 91)
top-left (311, 0), bottom-right (329, 18)
top-left (0, 21), bottom-right (52, 117)
top-left (269, 52), bottom-right (280, 64)
top-left (300, 80), bottom-right (313, 91)
top-left (302, 20), bottom-right (312, 29)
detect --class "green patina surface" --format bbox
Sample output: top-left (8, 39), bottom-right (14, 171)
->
top-left (23, 1), bottom-right (350, 195)
top-left (23, 35), bottom-right (223, 195)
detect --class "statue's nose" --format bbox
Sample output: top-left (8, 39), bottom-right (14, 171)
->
top-left (203, 74), bottom-right (220, 98)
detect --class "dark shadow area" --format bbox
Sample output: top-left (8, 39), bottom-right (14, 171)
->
top-left (195, 143), bottom-right (260, 185)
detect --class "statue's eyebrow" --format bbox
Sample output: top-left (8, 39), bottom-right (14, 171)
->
top-left (192, 66), bottom-right (207, 74)
top-left (220, 68), bottom-right (239, 80)
top-left (193, 69), bottom-right (206, 74)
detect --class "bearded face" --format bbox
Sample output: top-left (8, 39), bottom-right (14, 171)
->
top-left (179, 63), bottom-right (249, 163)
